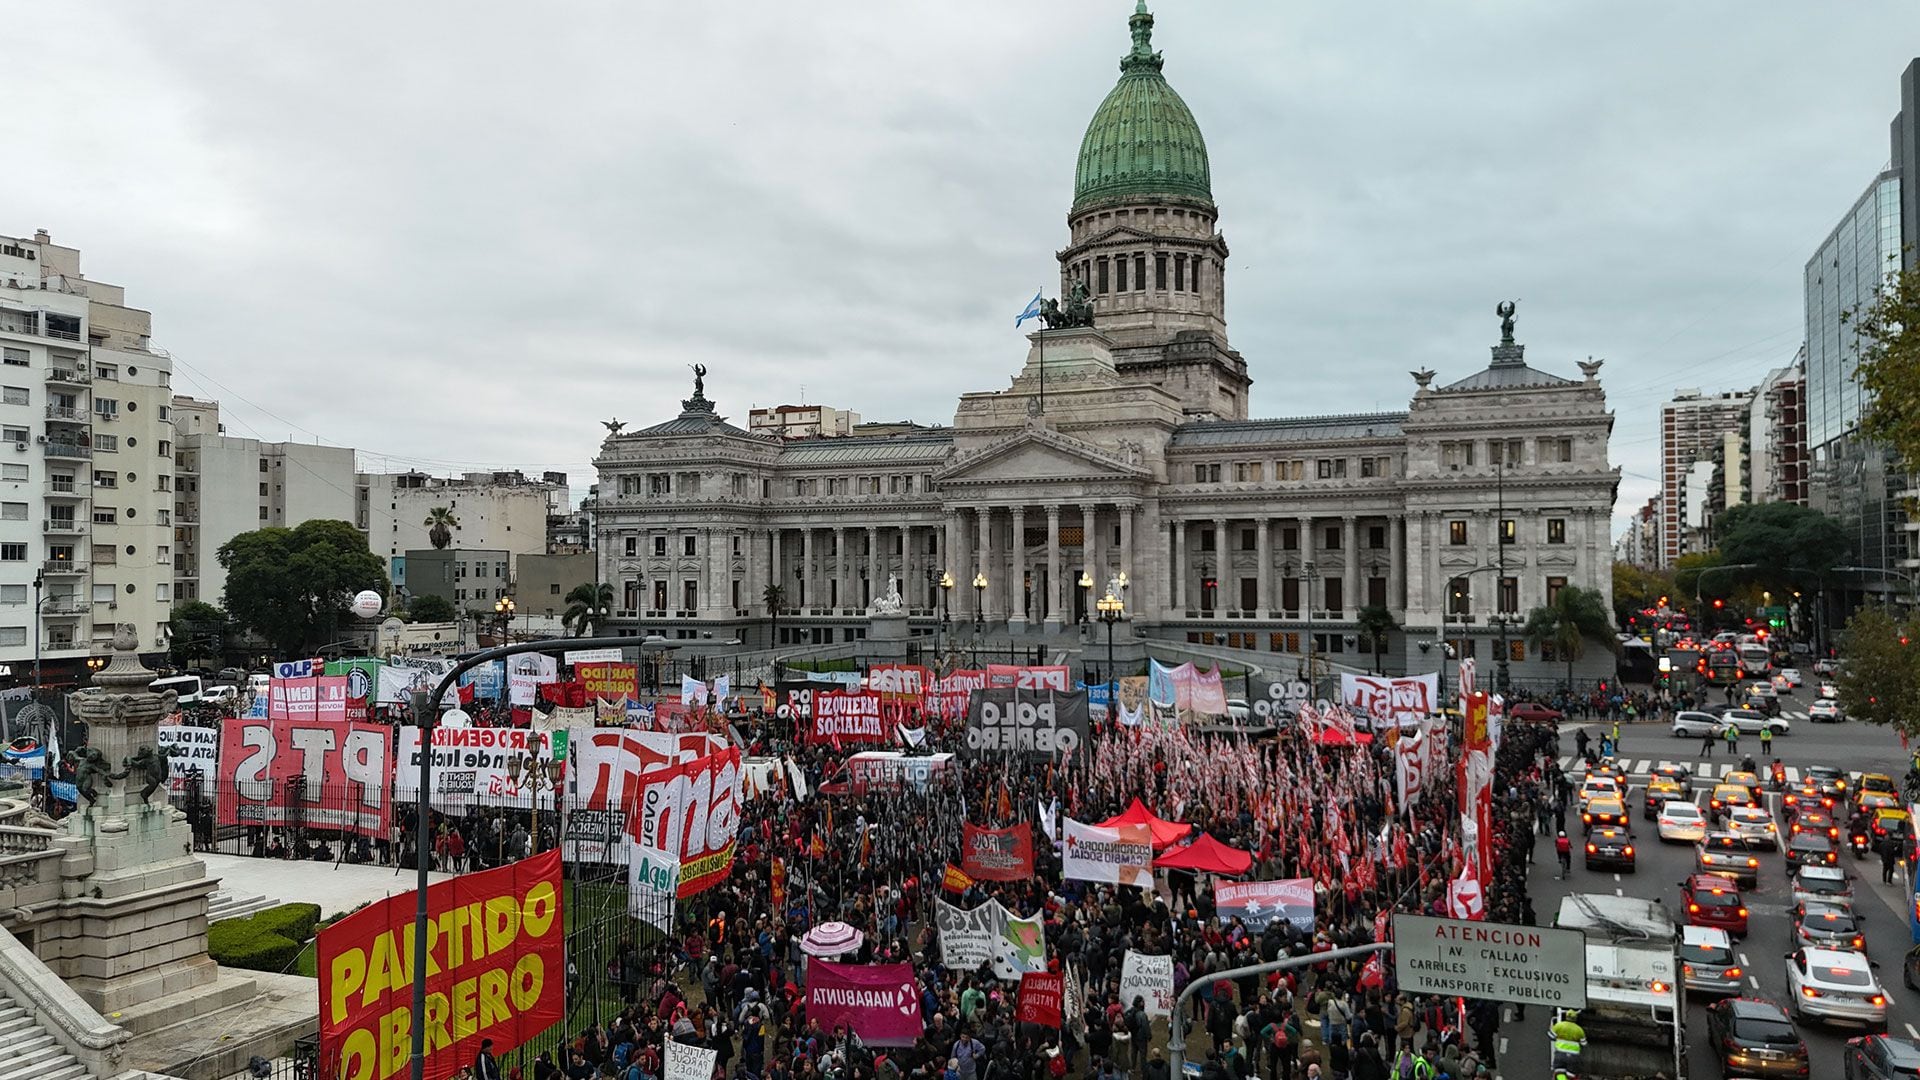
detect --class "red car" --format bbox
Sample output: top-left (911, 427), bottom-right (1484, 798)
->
top-left (1682, 873), bottom-right (1750, 938)
top-left (1507, 702), bottom-right (1564, 723)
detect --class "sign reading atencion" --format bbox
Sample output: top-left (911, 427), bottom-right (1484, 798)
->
top-left (1392, 914), bottom-right (1586, 1009)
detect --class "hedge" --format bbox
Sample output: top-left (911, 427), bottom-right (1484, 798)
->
top-left (207, 902), bottom-right (322, 974)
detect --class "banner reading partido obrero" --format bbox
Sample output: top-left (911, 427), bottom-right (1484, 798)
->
top-left (318, 850), bottom-right (563, 1080)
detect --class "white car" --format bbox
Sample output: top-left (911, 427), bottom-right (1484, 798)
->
top-left (1819, 683), bottom-right (1840, 700)
top-left (1225, 699), bottom-right (1251, 723)
top-left (1786, 946), bottom-right (1887, 1029)
top-left (1747, 682), bottom-right (1780, 702)
top-left (1726, 806), bottom-right (1780, 850)
top-left (1771, 673), bottom-right (1792, 692)
top-left (1780, 668), bottom-right (1804, 687)
top-left (1657, 800), bottom-right (1708, 843)
top-left (1814, 659), bottom-right (1838, 675)
top-left (1721, 709), bottom-right (1789, 736)
top-left (1808, 698), bottom-right (1843, 722)
top-left (1673, 711), bottom-right (1728, 738)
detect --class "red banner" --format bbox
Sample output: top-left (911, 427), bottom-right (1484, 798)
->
top-left (807, 690), bottom-right (887, 743)
top-left (318, 850), bottom-right (564, 1080)
top-left (577, 662), bottom-right (638, 702)
top-left (986, 664), bottom-right (1070, 691)
top-left (1018, 971), bottom-right (1064, 1027)
top-left (932, 670), bottom-right (987, 720)
top-left (960, 822), bottom-right (1035, 881)
top-left (806, 960), bottom-right (924, 1047)
top-left (866, 664), bottom-right (930, 707)
top-left (268, 675), bottom-right (367, 722)
top-left (217, 718), bottom-right (390, 837)
top-left (624, 746), bottom-right (744, 897)
top-left (1458, 691), bottom-right (1494, 885)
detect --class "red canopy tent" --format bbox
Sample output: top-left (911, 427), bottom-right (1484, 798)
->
top-left (1096, 798), bottom-right (1192, 849)
top-left (1152, 832), bottom-right (1253, 876)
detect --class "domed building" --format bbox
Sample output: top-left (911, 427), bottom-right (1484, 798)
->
top-left (592, 4), bottom-right (1620, 685)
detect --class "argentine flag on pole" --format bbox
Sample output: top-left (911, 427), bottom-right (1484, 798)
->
top-left (1015, 290), bottom-right (1045, 327)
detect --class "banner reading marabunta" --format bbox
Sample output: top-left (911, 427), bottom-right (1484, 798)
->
top-left (318, 849), bottom-right (563, 1080)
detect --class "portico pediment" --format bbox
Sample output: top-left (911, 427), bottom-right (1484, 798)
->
top-left (935, 426), bottom-right (1151, 488)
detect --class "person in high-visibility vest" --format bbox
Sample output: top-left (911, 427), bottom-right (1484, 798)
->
top-left (1760, 724), bottom-right (1773, 754)
top-left (1550, 1011), bottom-right (1586, 1073)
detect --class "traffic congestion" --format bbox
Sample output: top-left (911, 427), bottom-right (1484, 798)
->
top-left (1529, 629), bottom-right (1920, 1079)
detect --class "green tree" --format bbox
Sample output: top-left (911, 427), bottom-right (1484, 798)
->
top-left (1714, 502), bottom-right (1848, 588)
top-left (563, 582), bottom-right (615, 636)
top-left (405, 594), bottom-right (456, 623)
top-left (762, 583), bottom-right (786, 648)
top-left (1836, 606), bottom-right (1920, 736)
top-left (1522, 585), bottom-right (1618, 691)
top-left (1355, 604), bottom-right (1397, 675)
top-left (1611, 561), bottom-right (1676, 629)
top-left (168, 600), bottom-right (232, 669)
top-left (1849, 263), bottom-right (1920, 473)
top-left (423, 506), bottom-right (459, 550)
top-left (218, 520), bottom-right (387, 656)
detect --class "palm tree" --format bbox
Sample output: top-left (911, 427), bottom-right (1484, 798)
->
top-left (1522, 585), bottom-right (1618, 692)
top-left (762, 583), bottom-right (786, 648)
top-left (1355, 604), bottom-right (1398, 675)
top-left (423, 506), bottom-right (459, 550)
top-left (563, 581), bottom-right (615, 637)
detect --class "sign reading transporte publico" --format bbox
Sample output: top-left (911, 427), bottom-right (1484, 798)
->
top-left (1392, 914), bottom-right (1587, 1009)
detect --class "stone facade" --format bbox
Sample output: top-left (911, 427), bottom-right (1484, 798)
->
top-left (590, 6), bottom-right (1621, 682)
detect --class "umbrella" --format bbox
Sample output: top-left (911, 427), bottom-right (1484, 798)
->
top-left (800, 921), bottom-right (865, 957)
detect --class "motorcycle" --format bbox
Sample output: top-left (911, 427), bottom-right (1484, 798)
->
top-left (1850, 830), bottom-right (1873, 858)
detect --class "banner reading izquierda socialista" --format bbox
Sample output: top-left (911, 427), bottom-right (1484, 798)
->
top-left (318, 849), bottom-right (563, 1080)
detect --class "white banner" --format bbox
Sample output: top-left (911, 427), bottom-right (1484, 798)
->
top-left (566, 648), bottom-right (623, 665)
top-left (156, 724), bottom-right (219, 795)
top-left (680, 674), bottom-right (708, 707)
top-left (935, 898), bottom-right (999, 973)
top-left (1395, 728), bottom-right (1429, 808)
top-left (394, 726), bottom-right (559, 813)
top-left (1119, 951), bottom-right (1174, 1018)
top-left (627, 841), bottom-right (679, 933)
top-left (508, 653), bottom-right (558, 706)
top-left (664, 1039), bottom-right (717, 1080)
top-left (1341, 672), bottom-right (1441, 729)
top-left (1061, 818), bottom-right (1153, 887)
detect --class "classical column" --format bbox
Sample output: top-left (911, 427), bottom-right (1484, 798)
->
top-left (1169, 520), bottom-right (1185, 612)
top-left (1255, 517), bottom-right (1271, 618)
top-left (1213, 517), bottom-right (1230, 614)
top-left (832, 526), bottom-right (848, 612)
top-left (901, 525), bottom-right (915, 609)
top-left (975, 507), bottom-right (993, 621)
top-left (866, 525), bottom-right (879, 609)
top-left (801, 528), bottom-right (815, 611)
top-left (1118, 503), bottom-right (1134, 598)
top-left (1389, 516), bottom-right (1405, 613)
top-left (1298, 515), bottom-right (1315, 614)
top-left (1046, 505), bottom-right (1063, 627)
top-left (1343, 516), bottom-right (1359, 616)
top-left (1083, 503), bottom-right (1101, 588)
top-left (1009, 506), bottom-right (1028, 627)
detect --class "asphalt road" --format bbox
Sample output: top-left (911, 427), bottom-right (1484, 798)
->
top-left (1496, 686), bottom-right (1917, 1080)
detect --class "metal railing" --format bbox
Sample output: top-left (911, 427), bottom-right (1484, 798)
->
top-left (38, 560), bottom-right (82, 575)
top-left (42, 405), bottom-right (83, 422)
top-left (44, 368), bottom-right (89, 385)
top-left (41, 442), bottom-right (89, 459)
top-left (41, 519), bottom-right (79, 533)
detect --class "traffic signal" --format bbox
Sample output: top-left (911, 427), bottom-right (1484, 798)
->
top-left (1712, 598), bottom-right (1724, 609)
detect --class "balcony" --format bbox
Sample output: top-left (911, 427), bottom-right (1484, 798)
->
top-left (44, 479), bottom-right (86, 497)
top-left (39, 560), bottom-right (83, 576)
top-left (173, 508), bottom-right (198, 523)
top-left (42, 518), bottom-right (80, 535)
top-left (40, 598), bottom-right (85, 617)
top-left (42, 637), bottom-right (77, 651)
top-left (44, 367), bottom-right (89, 386)
top-left (42, 441), bottom-right (90, 460)
top-left (44, 405), bottom-right (87, 422)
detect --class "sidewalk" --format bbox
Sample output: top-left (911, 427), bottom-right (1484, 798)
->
top-left (202, 852), bottom-right (455, 919)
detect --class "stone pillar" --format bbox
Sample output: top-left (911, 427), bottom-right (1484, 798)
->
top-left (1211, 517), bottom-right (1229, 614)
top-left (1255, 517), bottom-right (1271, 617)
top-left (1009, 507), bottom-right (1028, 628)
top-left (975, 507), bottom-right (993, 622)
top-left (1343, 516), bottom-right (1359, 616)
top-left (1046, 505), bottom-right (1063, 627)
top-left (801, 528), bottom-right (815, 611)
top-left (1298, 515), bottom-right (1316, 614)
top-left (1390, 516), bottom-right (1405, 613)
top-left (866, 525), bottom-right (879, 609)
top-left (1083, 503), bottom-right (1101, 590)
top-left (832, 526), bottom-right (847, 612)
top-left (1118, 503), bottom-right (1134, 597)
top-left (1172, 520), bottom-right (1187, 612)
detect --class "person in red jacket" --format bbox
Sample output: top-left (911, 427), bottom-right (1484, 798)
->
top-left (1554, 831), bottom-right (1572, 878)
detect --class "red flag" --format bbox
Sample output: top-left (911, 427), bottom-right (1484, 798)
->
top-left (1017, 971), bottom-right (1064, 1027)
top-left (941, 863), bottom-right (975, 893)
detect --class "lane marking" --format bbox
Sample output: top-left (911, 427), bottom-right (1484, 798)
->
top-left (1616, 887), bottom-right (1624, 896)
top-left (1906, 1022), bottom-right (1919, 1040)
top-left (1748, 975), bottom-right (1760, 989)
top-left (1739, 952), bottom-right (1750, 966)
top-left (1497, 1036), bottom-right (1508, 1056)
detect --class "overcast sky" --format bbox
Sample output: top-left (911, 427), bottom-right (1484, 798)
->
top-left (12, 3), bottom-right (1916, 536)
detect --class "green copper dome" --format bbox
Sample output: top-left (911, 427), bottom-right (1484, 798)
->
top-left (1072, 3), bottom-right (1213, 214)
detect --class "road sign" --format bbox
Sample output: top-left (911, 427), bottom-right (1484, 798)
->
top-left (1393, 913), bottom-right (1587, 1008)
top-left (565, 647), bottom-right (623, 665)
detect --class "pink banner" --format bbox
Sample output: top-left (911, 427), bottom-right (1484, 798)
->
top-left (806, 960), bottom-right (923, 1046)
top-left (1214, 879), bottom-right (1315, 932)
top-left (268, 675), bottom-right (362, 722)
top-left (933, 670), bottom-right (987, 720)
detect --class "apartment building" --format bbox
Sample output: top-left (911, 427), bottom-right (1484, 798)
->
top-left (0, 230), bottom-right (174, 671)
top-left (359, 470), bottom-right (560, 572)
top-left (1658, 388), bottom-right (1754, 566)
top-left (747, 404), bottom-right (861, 440)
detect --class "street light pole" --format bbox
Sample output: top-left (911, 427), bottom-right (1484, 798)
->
top-left (972, 573), bottom-right (986, 630)
top-left (1098, 590), bottom-right (1123, 721)
top-left (32, 570), bottom-right (44, 692)
top-left (1494, 459), bottom-right (1511, 695)
top-left (938, 571), bottom-right (953, 666)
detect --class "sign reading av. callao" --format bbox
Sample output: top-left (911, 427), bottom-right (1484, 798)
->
top-left (1391, 913), bottom-right (1586, 1009)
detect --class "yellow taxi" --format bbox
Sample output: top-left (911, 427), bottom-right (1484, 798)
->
top-left (1582, 795), bottom-right (1628, 834)
top-left (1644, 778), bottom-right (1685, 819)
top-left (1870, 806), bottom-right (1912, 846)
top-left (1724, 770), bottom-right (1764, 799)
top-left (1710, 783), bottom-right (1756, 815)
top-left (1860, 772), bottom-right (1897, 798)
top-left (1858, 791), bottom-right (1901, 813)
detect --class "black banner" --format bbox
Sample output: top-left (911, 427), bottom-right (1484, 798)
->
top-left (962, 689), bottom-right (1089, 761)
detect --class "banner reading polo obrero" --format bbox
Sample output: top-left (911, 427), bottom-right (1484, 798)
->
top-left (1341, 673), bottom-right (1439, 730)
top-left (805, 689), bottom-right (886, 744)
top-left (319, 849), bottom-right (562, 1080)
top-left (806, 960), bottom-right (923, 1046)
top-left (1060, 817), bottom-right (1153, 887)
top-left (217, 718), bottom-right (390, 837)
top-left (1214, 879), bottom-right (1315, 932)
top-left (962, 688), bottom-right (1089, 761)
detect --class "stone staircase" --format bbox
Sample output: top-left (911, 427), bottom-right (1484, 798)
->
top-left (204, 890), bottom-right (276, 925)
top-left (0, 987), bottom-right (95, 1080)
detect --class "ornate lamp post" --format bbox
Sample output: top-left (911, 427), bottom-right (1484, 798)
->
top-left (1097, 590), bottom-right (1125, 721)
top-left (938, 571), bottom-right (954, 661)
top-left (972, 573), bottom-right (987, 629)
top-left (494, 596), bottom-right (515, 644)
top-left (514, 752), bottom-right (567, 856)
top-left (1077, 570), bottom-right (1094, 624)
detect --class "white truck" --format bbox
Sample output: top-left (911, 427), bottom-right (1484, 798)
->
top-left (1554, 893), bottom-right (1685, 1079)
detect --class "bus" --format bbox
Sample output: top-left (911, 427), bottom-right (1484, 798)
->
top-left (1705, 650), bottom-right (1743, 686)
top-left (1736, 642), bottom-right (1772, 678)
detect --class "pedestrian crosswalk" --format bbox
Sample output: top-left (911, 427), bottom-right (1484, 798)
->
top-left (1558, 757), bottom-right (1806, 783)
